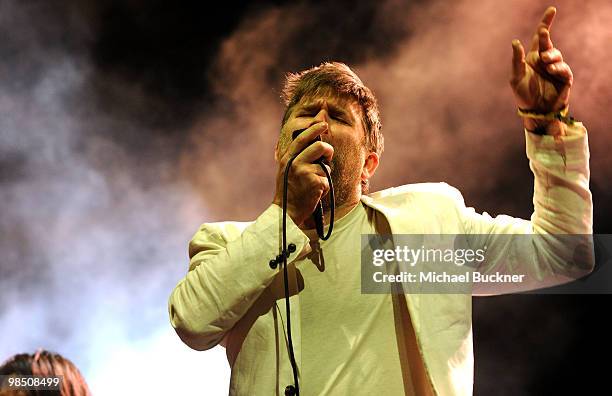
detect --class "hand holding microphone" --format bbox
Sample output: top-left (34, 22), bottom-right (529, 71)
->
top-left (272, 121), bottom-right (333, 228)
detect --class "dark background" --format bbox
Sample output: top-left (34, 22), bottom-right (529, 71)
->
top-left (1, 0), bottom-right (610, 394)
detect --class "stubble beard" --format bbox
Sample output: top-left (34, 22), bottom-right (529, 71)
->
top-left (321, 141), bottom-right (363, 213)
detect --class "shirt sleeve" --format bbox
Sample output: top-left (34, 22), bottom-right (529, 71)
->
top-left (168, 203), bottom-right (310, 350)
top-left (458, 122), bottom-right (594, 295)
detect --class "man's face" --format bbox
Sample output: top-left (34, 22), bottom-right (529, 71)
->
top-left (278, 92), bottom-right (367, 208)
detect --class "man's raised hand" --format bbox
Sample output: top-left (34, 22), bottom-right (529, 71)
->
top-left (510, 6), bottom-right (573, 114)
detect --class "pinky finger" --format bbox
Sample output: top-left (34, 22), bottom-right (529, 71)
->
top-left (547, 62), bottom-right (573, 84)
top-left (319, 176), bottom-right (330, 197)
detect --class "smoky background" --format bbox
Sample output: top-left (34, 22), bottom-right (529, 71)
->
top-left (1, 0), bottom-right (610, 394)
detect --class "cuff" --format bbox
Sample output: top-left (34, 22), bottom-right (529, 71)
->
top-left (525, 121), bottom-right (589, 170)
top-left (265, 203), bottom-right (311, 262)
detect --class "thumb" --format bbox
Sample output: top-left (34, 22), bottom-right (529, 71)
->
top-left (510, 39), bottom-right (526, 85)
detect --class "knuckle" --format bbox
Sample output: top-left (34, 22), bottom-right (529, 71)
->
top-left (294, 165), bottom-right (308, 177)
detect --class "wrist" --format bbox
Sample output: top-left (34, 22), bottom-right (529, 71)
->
top-left (271, 199), bottom-right (305, 227)
top-left (523, 118), bottom-right (564, 136)
top-left (517, 106), bottom-right (574, 137)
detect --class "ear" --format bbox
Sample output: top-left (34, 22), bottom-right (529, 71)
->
top-left (361, 151), bottom-right (379, 184)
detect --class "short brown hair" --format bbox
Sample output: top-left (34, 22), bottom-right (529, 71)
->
top-left (281, 62), bottom-right (384, 157)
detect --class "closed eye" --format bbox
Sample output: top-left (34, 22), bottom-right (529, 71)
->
top-left (331, 113), bottom-right (350, 124)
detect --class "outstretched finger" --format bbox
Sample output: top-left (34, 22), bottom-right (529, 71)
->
top-left (539, 6), bottom-right (556, 31)
top-left (531, 6), bottom-right (556, 51)
top-left (511, 39), bottom-right (526, 84)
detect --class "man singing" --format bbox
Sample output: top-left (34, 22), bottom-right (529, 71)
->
top-left (169, 7), bottom-right (592, 395)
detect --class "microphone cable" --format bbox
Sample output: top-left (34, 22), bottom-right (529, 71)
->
top-left (275, 152), bottom-right (334, 396)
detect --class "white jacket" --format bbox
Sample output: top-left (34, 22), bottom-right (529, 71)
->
top-left (169, 126), bottom-right (593, 395)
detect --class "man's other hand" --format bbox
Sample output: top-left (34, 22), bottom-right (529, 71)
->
top-left (510, 6), bottom-right (573, 116)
